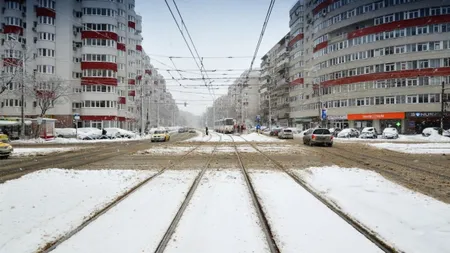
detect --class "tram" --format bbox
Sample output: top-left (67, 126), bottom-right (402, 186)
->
top-left (214, 118), bottom-right (235, 134)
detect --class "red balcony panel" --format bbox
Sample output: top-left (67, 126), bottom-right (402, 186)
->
top-left (81, 31), bottom-right (118, 41)
top-left (35, 90), bottom-right (55, 99)
top-left (321, 67), bottom-right (450, 87)
top-left (81, 77), bottom-right (118, 86)
top-left (3, 58), bottom-right (21, 67)
top-left (313, 0), bottom-right (336, 15)
top-left (117, 116), bottom-right (126, 122)
top-left (288, 33), bottom-right (304, 47)
top-left (348, 14), bottom-right (450, 39)
top-left (81, 62), bottom-right (118, 72)
top-left (128, 21), bottom-right (136, 29)
top-left (313, 41), bottom-right (328, 53)
top-left (36, 7), bottom-right (56, 18)
top-left (129, 90), bottom-right (136, 96)
top-left (136, 75), bottom-right (142, 80)
top-left (128, 79), bottom-right (136, 85)
top-left (3, 25), bottom-right (23, 35)
top-left (117, 43), bottom-right (126, 51)
top-left (80, 115), bottom-right (117, 121)
top-left (145, 69), bottom-right (152, 75)
top-left (136, 45), bottom-right (142, 51)
top-left (290, 78), bottom-right (304, 86)
top-left (118, 97), bottom-right (126, 104)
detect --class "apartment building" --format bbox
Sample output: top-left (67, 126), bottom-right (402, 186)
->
top-left (288, 0), bottom-right (450, 133)
top-left (260, 33), bottom-right (290, 127)
top-left (0, 0), bottom-right (176, 131)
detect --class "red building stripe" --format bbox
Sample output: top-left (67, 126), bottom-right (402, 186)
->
top-left (3, 58), bottom-right (21, 67)
top-left (118, 117), bottom-right (126, 122)
top-left (3, 25), bottom-right (23, 35)
top-left (80, 116), bottom-right (118, 121)
top-left (348, 14), bottom-right (450, 39)
top-left (36, 7), bottom-right (56, 18)
top-left (128, 90), bottom-right (136, 96)
top-left (81, 62), bottom-right (118, 72)
top-left (312, 0), bottom-right (335, 15)
top-left (117, 43), bottom-right (126, 51)
top-left (321, 67), bottom-right (450, 87)
top-left (81, 31), bottom-right (118, 41)
top-left (118, 97), bottom-right (126, 104)
top-left (81, 77), bottom-right (118, 86)
top-left (288, 33), bottom-right (304, 47)
top-left (128, 21), bottom-right (136, 29)
top-left (128, 79), bottom-right (136, 85)
top-left (313, 41), bottom-right (328, 53)
top-left (290, 78), bottom-right (304, 86)
top-left (136, 45), bottom-right (142, 51)
top-left (145, 69), bottom-right (152, 75)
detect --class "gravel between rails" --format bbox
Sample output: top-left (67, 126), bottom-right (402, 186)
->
top-left (0, 133), bottom-right (195, 183)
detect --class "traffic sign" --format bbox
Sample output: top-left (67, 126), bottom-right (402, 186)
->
top-left (73, 113), bottom-right (80, 121)
top-left (321, 108), bottom-right (327, 120)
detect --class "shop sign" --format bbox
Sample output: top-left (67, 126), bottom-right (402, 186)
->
top-left (347, 112), bottom-right (405, 120)
top-left (407, 112), bottom-right (450, 118)
top-left (327, 115), bottom-right (347, 120)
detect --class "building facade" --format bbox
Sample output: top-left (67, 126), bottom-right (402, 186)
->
top-left (0, 0), bottom-right (177, 131)
top-left (229, 69), bottom-right (261, 127)
top-left (260, 33), bottom-right (290, 127)
top-left (288, 0), bottom-right (450, 133)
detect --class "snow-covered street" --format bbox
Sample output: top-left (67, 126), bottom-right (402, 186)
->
top-left (11, 147), bottom-right (79, 157)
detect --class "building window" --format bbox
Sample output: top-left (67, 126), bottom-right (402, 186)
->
top-left (36, 65), bottom-right (55, 74)
top-left (82, 8), bottom-right (117, 17)
top-left (82, 69), bottom-right (117, 78)
top-left (82, 39), bottom-right (116, 47)
top-left (38, 16), bottom-right (55, 25)
top-left (38, 32), bottom-right (55, 41)
top-left (39, 0), bottom-right (55, 9)
top-left (37, 48), bottom-right (55, 57)
top-left (82, 54), bottom-right (117, 63)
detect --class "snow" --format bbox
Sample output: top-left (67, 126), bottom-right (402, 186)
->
top-left (184, 132), bottom-right (283, 143)
top-left (137, 146), bottom-right (192, 155)
top-left (298, 166), bottom-right (450, 253)
top-left (11, 136), bottom-right (146, 144)
top-left (51, 170), bottom-right (199, 253)
top-left (250, 170), bottom-right (381, 253)
top-left (0, 169), bottom-right (155, 253)
top-left (369, 142), bottom-right (450, 154)
top-left (164, 170), bottom-right (269, 253)
top-left (11, 147), bottom-right (78, 157)
top-left (239, 132), bottom-right (283, 142)
top-left (335, 134), bottom-right (450, 143)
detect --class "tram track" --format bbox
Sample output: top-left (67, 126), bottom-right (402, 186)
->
top-left (230, 135), bottom-right (280, 253)
top-left (0, 133), bottom-right (193, 183)
top-left (236, 135), bottom-right (398, 253)
top-left (40, 134), bottom-right (210, 253)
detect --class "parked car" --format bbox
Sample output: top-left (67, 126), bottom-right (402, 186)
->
top-left (422, 127), bottom-right (440, 137)
top-left (269, 128), bottom-right (282, 136)
top-left (303, 128), bottom-right (333, 147)
top-left (151, 130), bottom-right (170, 142)
top-left (337, 128), bottom-right (359, 138)
top-left (382, 127), bottom-right (399, 139)
top-left (329, 128), bottom-right (342, 137)
top-left (0, 134), bottom-right (13, 159)
top-left (278, 128), bottom-right (294, 139)
top-left (360, 127), bottom-right (378, 139)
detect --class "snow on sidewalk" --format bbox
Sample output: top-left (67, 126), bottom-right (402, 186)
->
top-left (0, 169), bottom-right (154, 253)
top-left (11, 147), bottom-right (78, 157)
top-left (51, 170), bottom-right (199, 253)
top-left (369, 142), bottom-right (450, 154)
top-left (298, 166), bottom-right (450, 253)
top-left (164, 170), bottom-right (269, 253)
top-left (250, 170), bottom-right (381, 253)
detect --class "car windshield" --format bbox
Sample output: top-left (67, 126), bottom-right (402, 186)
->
top-left (362, 127), bottom-right (374, 133)
top-left (284, 129), bottom-right (292, 133)
top-left (339, 128), bottom-right (351, 134)
top-left (383, 128), bottom-right (397, 133)
top-left (225, 119), bottom-right (234, 125)
top-left (313, 129), bottom-right (331, 135)
top-left (154, 131), bottom-right (163, 134)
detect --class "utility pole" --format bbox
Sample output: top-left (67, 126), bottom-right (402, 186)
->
top-left (441, 81), bottom-right (446, 134)
top-left (139, 76), bottom-right (145, 136)
top-left (20, 43), bottom-right (25, 138)
top-left (268, 81), bottom-right (272, 130)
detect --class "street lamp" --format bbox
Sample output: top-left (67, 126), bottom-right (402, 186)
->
top-left (441, 81), bottom-right (449, 134)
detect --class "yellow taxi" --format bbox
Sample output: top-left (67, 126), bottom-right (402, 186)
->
top-left (151, 130), bottom-right (170, 142)
top-left (0, 134), bottom-right (13, 159)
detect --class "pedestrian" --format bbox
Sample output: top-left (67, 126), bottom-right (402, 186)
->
top-left (102, 128), bottom-right (107, 136)
top-left (205, 126), bottom-right (209, 136)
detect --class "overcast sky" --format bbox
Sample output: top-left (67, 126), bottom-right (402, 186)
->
top-left (137, 0), bottom-right (294, 116)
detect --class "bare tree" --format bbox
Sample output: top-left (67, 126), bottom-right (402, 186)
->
top-left (0, 38), bottom-right (25, 95)
top-left (23, 75), bottom-right (72, 137)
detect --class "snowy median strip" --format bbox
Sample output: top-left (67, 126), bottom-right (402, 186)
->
top-left (164, 170), bottom-right (270, 253)
top-left (184, 132), bottom-right (284, 142)
top-left (249, 170), bottom-right (381, 252)
top-left (297, 166), bottom-right (450, 253)
top-left (50, 170), bottom-right (199, 253)
top-left (11, 147), bottom-right (79, 157)
top-left (369, 142), bottom-right (450, 154)
top-left (0, 169), bottom-right (156, 253)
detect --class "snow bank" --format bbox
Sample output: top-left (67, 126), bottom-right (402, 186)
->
top-left (298, 166), bottom-right (450, 253)
top-left (11, 147), bottom-right (78, 157)
top-left (335, 134), bottom-right (450, 143)
top-left (370, 143), bottom-right (450, 154)
top-left (240, 132), bottom-right (283, 142)
top-left (0, 169), bottom-right (155, 253)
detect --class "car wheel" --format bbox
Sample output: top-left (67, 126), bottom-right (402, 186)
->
top-left (328, 143), bottom-right (333, 147)
top-left (309, 141), bottom-right (313, 147)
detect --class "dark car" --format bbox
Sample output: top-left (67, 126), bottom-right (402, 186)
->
top-left (178, 127), bottom-right (187, 133)
top-left (269, 128), bottom-right (282, 136)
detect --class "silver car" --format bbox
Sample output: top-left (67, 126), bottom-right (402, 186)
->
top-left (278, 128), bottom-right (294, 139)
top-left (303, 128), bottom-right (333, 147)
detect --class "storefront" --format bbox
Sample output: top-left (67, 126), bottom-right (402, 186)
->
top-left (293, 117), bottom-right (315, 130)
top-left (326, 115), bottom-right (348, 129)
top-left (405, 112), bottom-right (450, 134)
top-left (347, 112), bottom-right (405, 133)
top-left (0, 117), bottom-right (33, 139)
